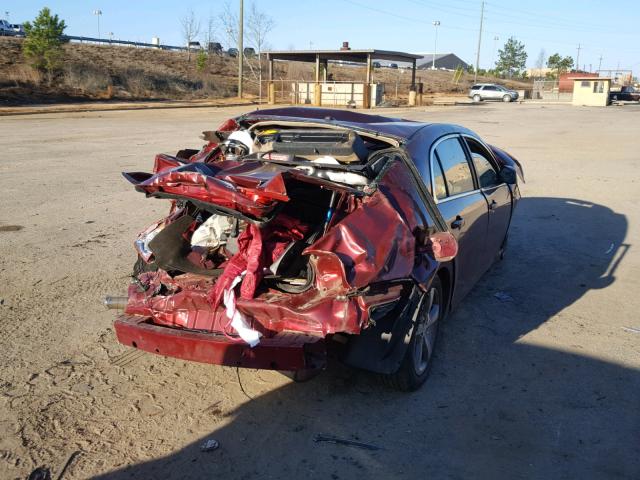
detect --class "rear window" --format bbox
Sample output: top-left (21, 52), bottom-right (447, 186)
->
top-left (471, 85), bottom-right (481, 90)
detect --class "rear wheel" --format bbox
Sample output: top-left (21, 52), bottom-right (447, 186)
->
top-left (503, 94), bottom-right (512, 102)
top-left (385, 276), bottom-right (444, 391)
top-left (473, 94), bottom-right (482, 103)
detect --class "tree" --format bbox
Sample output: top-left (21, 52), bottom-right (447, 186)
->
top-left (246, 3), bottom-right (275, 102)
top-left (196, 50), bottom-right (208, 72)
top-left (247, 3), bottom-right (274, 56)
top-left (547, 53), bottom-right (574, 78)
top-left (181, 10), bottom-right (201, 61)
top-left (22, 7), bottom-right (67, 81)
top-left (534, 48), bottom-right (546, 78)
top-left (219, 1), bottom-right (239, 48)
top-left (202, 14), bottom-right (216, 51)
top-left (494, 37), bottom-right (527, 78)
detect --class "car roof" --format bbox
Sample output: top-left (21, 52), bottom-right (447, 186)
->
top-left (241, 107), bottom-right (435, 140)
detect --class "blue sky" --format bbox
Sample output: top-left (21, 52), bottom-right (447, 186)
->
top-left (4, 0), bottom-right (639, 72)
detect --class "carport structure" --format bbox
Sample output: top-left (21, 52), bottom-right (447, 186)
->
top-left (264, 49), bottom-right (423, 108)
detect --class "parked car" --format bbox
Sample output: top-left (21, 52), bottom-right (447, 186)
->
top-left (469, 83), bottom-right (519, 103)
top-left (227, 47), bottom-right (239, 57)
top-left (610, 86), bottom-right (640, 102)
top-left (109, 107), bottom-right (522, 391)
top-left (389, 63), bottom-right (399, 69)
top-left (373, 61), bottom-right (382, 68)
top-left (243, 47), bottom-right (256, 57)
top-left (208, 42), bottom-right (223, 55)
top-left (187, 41), bottom-right (202, 50)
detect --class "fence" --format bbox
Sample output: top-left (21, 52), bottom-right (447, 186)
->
top-left (266, 79), bottom-right (423, 107)
top-left (0, 31), bottom-right (188, 51)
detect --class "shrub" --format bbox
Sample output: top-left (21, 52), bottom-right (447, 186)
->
top-left (196, 50), bottom-right (208, 72)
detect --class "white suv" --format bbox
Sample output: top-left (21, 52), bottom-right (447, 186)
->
top-left (469, 84), bottom-right (519, 103)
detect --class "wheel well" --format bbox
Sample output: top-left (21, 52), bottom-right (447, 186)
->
top-left (437, 267), bottom-right (452, 312)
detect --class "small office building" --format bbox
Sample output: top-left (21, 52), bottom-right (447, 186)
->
top-left (572, 77), bottom-right (612, 107)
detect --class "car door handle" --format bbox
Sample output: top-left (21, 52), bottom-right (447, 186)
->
top-left (488, 199), bottom-right (497, 211)
top-left (451, 215), bottom-right (465, 229)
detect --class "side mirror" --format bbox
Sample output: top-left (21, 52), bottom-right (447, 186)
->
top-left (498, 165), bottom-right (517, 184)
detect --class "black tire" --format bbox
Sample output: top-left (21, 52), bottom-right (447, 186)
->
top-left (502, 94), bottom-right (512, 102)
top-left (385, 276), bottom-right (444, 391)
top-left (473, 94), bottom-right (482, 103)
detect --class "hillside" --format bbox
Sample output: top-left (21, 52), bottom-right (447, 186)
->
top-left (0, 37), bottom-right (530, 106)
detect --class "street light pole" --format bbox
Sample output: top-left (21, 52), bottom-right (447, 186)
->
top-left (432, 21), bottom-right (440, 70)
top-left (238, 0), bottom-right (244, 98)
top-left (474, 1), bottom-right (484, 83)
top-left (93, 9), bottom-right (102, 40)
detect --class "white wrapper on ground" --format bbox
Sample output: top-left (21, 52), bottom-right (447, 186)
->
top-left (191, 215), bottom-right (234, 248)
top-left (228, 130), bottom-right (255, 153)
top-left (223, 273), bottom-right (262, 347)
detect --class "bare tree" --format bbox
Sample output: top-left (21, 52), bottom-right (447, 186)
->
top-left (247, 3), bottom-right (275, 102)
top-left (202, 13), bottom-right (216, 51)
top-left (247, 2), bottom-right (274, 56)
top-left (535, 48), bottom-right (546, 78)
top-left (181, 10), bottom-right (201, 61)
top-left (219, 1), bottom-right (238, 49)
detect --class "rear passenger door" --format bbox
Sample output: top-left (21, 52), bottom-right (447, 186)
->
top-left (463, 136), bottom-right (513, 272)
top-left (430, 136), bottom-right (490, 304)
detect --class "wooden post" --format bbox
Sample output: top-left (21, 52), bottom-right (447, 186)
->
top-left (314, 54), bottom-right (321, 106)
top-left (267, 54), bottom-right (275, 104)
top-left (411, 59), bottom-right (416, 88)
top-left (363, 53), bottom-right (372, 109)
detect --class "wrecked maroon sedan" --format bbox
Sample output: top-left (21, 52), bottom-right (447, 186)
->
top-left (108, 107), bottom-right (522, 390)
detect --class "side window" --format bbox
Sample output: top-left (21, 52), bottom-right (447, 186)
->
top-left (484, 86), bottom-right (497, 91)
top-left (434, 137), bottom-right (475, 196)
top-left (465, 137), bottom-right (500, 188)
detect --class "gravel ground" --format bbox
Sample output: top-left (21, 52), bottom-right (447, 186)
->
top-left (0, 103), bottom-right (639, 479)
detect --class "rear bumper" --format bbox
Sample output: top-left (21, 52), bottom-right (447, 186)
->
top-left (114, 315), bottom-right (326, 371)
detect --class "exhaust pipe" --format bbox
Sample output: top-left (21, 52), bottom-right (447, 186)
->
top-left (104, 296), bottom-right (128, 310)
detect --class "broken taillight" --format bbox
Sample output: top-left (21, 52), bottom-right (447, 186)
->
top-left (428, 232), bottom-right (458, 262)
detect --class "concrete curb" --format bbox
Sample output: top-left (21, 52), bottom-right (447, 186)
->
top-left (0, 100), bottom-right (258, 116)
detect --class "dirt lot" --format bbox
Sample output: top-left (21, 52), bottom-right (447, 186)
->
top-left (0, 103), bottom-right (639, 479)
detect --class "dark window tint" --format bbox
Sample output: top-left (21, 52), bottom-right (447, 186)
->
top-left (465, 137), bottom-right (499, 188)
top-left (483, 85), bottom-right (498, 91)
top-left (435, 137), bottom-right (475, 196)
top-left (432, 157), bottom-right (447, 200)
top-left (471, 85), bottom-right (481, 90)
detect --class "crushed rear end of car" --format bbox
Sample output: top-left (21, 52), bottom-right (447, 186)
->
top-left (110, 111), bottom-right (454, 375)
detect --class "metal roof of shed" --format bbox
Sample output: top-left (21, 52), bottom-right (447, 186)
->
top-left (264, 49), bottom-right (423, 63)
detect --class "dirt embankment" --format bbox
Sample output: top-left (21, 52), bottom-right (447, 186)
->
top-left (0, 37), bottom-right (531, 106)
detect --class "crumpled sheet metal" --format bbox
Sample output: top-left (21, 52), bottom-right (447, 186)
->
top-left (124, 160), bottom-right (289, 219)
top-left (125, 157), bottom-right (436, 337)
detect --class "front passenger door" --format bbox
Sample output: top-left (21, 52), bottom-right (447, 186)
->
top-left (431, 136), bottom-right (489, 305)
top-left (463, 136), bottom-right (512, 273)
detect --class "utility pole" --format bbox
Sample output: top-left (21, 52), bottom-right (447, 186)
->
top-left (597, 55), bottom-right (603, 73)
top-left (492, 35), bottom-right (499, 68)
top-left (432, 21), bottom-right (440, 70)
top-left (238, 0), bottom-right (244, 98)
top-left (576, 43), bottom-right (581, 72)
top-left (474, 1), bottom-right (484, 83)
